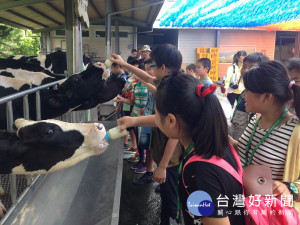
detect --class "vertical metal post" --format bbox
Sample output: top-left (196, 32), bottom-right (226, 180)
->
top-left (23, 95), bottom-right (32, 186)
top-left (65, 0), bottom-right (74, 76)
top-left (105, 0), bottom-right (112, 57)
top-left (36, 91), bottom-right (41, 121)
top-left (23, 95), bottom-right (29, 120)
top-left (74, 17), bottom-right (83, 73)
top-left (6, 102), bottom-right (17, 205)
top-left (133, 25), bottom-right (137, 49)
top-left (6, 101), bottom-right (13, 131)
top-left (115, 20), bottom-right (120, 54)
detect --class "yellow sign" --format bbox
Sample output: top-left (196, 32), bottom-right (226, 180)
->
top-left (74, 0), bottom-right (90, 28)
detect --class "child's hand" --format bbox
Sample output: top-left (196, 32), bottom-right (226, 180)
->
top-left (273, 181), bottom-right (292, 204)
top-left (110, 53), bottom-right (125, 66)
top-left (139, 108), bottom-right (145, 115)
top-left (117, 116), bottom-right (135, 131)
top-left (116, 95), bottom-right (124, 103)
top-left (153, 166), bottom-right (167, 184)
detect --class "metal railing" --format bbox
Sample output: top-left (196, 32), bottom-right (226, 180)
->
top-left (0, 77), bottom-right (91, 222)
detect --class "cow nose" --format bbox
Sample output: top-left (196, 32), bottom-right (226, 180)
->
top-left (96, 123), bottom-right (104, 130)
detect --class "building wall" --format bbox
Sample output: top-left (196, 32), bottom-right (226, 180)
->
top-left (218, 30), bottom-right (276, 79)
top-left (50, 25), bottom-right (134, 61)
top-left (178, 29), bottom-right (216, 70)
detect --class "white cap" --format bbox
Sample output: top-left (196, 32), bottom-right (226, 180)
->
top-left (141, 45), bottom-right (151, 52)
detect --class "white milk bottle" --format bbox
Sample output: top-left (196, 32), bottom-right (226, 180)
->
top-left (105, 126), bottom-right (127, 140)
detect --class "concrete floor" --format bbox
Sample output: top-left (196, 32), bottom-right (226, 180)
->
top-left (119, 160), bottom-right (161, 225)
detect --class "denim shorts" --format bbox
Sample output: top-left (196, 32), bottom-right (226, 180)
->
top-left (139, 133), bottom-right (151, 151)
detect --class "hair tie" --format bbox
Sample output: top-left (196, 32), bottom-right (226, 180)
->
top-left (196, 84), bottom-right (217, 97)
top-left (289, 80), bottom-right (295, 89)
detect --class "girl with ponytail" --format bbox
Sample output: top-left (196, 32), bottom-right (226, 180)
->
top-left (155, 74), bottom-right (244, 225)
top-left (229, 60), bottom-right (300, 214)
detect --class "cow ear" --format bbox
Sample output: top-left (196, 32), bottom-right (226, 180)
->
top-left (45, 55), bottom-right (51, 68)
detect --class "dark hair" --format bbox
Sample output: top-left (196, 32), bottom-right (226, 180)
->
top-left (131, 49), bottom-right (137, 53)
top-left (243, 60), bottom-right (300, 118)
top-left (151, 44), bottom-right (182, 75)
top-left (286, 57), bottom-right (300, 72)
top-left (197, 58), bottom-right (211, 73)
top-left (233, 50), bottom-right (247, 64)
top-left (111, 62), bottom-right (122, 68)
top-left (155, 74), bottom-right (229, 158)
top-left (186, 64), bottom-right (196, 72)
top-left (243, 52), bottom-right (269, 64)
top-left (128, 59), bottom-right (140, 66)
top-left (144, 58), bottom-right (152, 65)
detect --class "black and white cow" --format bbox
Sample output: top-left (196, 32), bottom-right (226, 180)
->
top-left (0, 58), bottom-right (63, 82)
top-left (26, 51), bottom-right (92, 74)
top-left (0, 65), bottom-right (125, 129)
top-left (0, 118), bottom-right (109, 217)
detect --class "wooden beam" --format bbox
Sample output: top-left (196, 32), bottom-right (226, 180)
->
top-left (88, 0), bottom-right (103, 18)
top-left (0, 0), bottom-right (55, 11)
top-left (27, 6), bottom-right (62, 25)
top-left (6, 9), bottom-right (48, 27)
top-left (112, 0), bottom-right (118, 12)
top-left (32, 25), bottom-right (65, 33)
top-left (46, 2), bottom-right (64, 17)
top-left (0, 16), bottom-right (34, 30)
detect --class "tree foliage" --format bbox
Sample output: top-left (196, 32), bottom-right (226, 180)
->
top-left (0, 24), bottom-right (40, 58)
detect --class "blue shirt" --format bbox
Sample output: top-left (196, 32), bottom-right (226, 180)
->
top-left (201, 76), bottom-right (217, 96)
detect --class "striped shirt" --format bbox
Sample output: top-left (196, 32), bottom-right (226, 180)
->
top-left (132, 81), bottom-right (148, 117)
top-left (238, 115), bottom-right (299, 181)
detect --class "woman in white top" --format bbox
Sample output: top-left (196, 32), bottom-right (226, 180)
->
top-left (224, 50), bottom-right (247, 108)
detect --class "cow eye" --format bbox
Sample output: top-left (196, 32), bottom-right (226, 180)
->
top-left (46, 129), bottom-right (54, 135)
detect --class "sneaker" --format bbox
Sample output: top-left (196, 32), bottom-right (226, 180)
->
top-left (134, 165), bottom-right (147, 174)
top-left (133, 172), bottom-right (154, 185)
top-left (127, 153), bottom-right (140, 163)
top-left (155, 184), bottom-right (160, 192)
top-left (124, 146), bottom-right (137, 154)
top-left (130, 161), bottom-right (144, 170)
top-left (123, 144), bottom-right (129, 150)
top-left (123, 153), bottom-right (134, 160)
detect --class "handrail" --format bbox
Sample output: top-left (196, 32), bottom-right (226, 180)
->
top-left (0, 78), bottom-right (66, 105)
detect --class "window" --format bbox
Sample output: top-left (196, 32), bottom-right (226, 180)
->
top-left (82, 30), bottom-right (90, 38)
top-left (95, 30), bottom-right (129, 38)
top-left (55, 30), bottom-right (65, 37)
top-left (95, 30), bottom-right (105, 38)
top-left (112, 31), bottom-right (128, 38)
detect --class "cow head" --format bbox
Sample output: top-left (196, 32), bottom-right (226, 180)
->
top-left (58, 64), bottom-right (124, 108)
top-left (0, 119), bottom-right (108, 174)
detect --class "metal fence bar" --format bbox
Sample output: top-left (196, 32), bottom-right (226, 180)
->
top-left (35, 91), bottom-right (41, 121)
top-left (6, 102), bottom-right (17, 205)
top-left (23, 95), bottom-right (33, 187)
top-left (0, 79), bottom-right (65, 105)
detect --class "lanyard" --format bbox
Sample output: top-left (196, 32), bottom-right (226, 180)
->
top-left (243, 107), bottom-right (288, 168)
top-left (231, 92), bottom-right (244, 120)
top-left (201, 76), bottom-right (208, 84)
top-left (176, 142), bottom-right (194, 220)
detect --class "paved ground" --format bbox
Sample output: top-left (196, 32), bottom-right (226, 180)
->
top-left (118, 83), bottom-right (233, 225)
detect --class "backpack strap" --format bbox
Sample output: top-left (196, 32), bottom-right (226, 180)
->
top-left (182, 144), bottom-right (243, 195)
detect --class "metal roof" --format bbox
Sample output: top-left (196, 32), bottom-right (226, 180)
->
top-left (0, 0), bottom-right (164, 32)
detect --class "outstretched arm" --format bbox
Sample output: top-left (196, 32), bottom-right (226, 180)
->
top-left (110, 53), bottom-right (156, 85)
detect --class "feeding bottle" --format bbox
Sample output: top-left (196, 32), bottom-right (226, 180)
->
top-left (104, 58), bottom-right (113, 67)
top-left (105, 126), bottom-right (127, 141)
